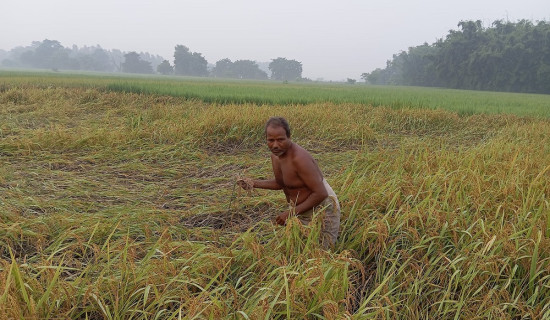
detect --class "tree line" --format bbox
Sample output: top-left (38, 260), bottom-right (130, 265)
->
top-left (362, 19), bottom-right (550, 94)
top-left (0, 40), bottom-right (304, 82)
top-left (0, 40), bottom-right (163, 73)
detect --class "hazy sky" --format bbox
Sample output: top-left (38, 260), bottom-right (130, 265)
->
top-left (1, 0), bottom-right (548, 80)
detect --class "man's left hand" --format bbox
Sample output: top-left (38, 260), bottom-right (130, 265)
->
top-left (275, 211), bottom-right (290, 225)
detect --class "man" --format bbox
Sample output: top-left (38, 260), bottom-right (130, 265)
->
top-left (237, 117), bottom-right (340, 248)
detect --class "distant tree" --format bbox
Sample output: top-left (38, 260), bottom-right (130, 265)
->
top-left (139, 52), bottom-right (165, 72)
top-left (232, 60), bottom-right (268, 80)
top-left (173, 45), bottom-right (208, 77)
top-left (255, 61), bottom-right (272, 77)
top-left (346, 78), bottom-right (356, 84)
top-left (394, 43), bottom-right (438, 86)
top-left (121, 52), bottom-right (153, 74)
top-left (90, 48), bottom-right (113, 71)
top-left (20, 39), bottom-right (72, 70)
top-left (19, 50), bottom-right (35, 67)
top-left (269, 57), bottom-right (302, 81)
top-left (109, 49), bottom-right (124, 72)
top-left (157, 60), bottom-right (174, 75)
top-left (211, 58), bottom-right (268, 80)
top-left (36, 39), bottom-right (68, 70)
top-left (76, 54), bottom-right (94, 71)
top-left (362, 68), bottom-right (390, 85)
top-left (211, 58), bottom-right (234, 78)
top-left (77, 48), bottom-right (113, 72)
top-left (2, 41), bottom-right (172, 74)
top-left (362, 62), bottom-right (398, 85)
top-left (360, 19), bottom-right (550, 94)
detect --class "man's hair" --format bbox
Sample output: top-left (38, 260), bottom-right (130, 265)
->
top-left (265, 117), bottom-right (291, 137)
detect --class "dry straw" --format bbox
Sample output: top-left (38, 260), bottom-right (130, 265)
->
top-left (1, 74), bottom-right (549, 319)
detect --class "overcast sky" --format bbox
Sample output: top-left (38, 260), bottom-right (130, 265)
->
top-left (1, 0), bottom-right (549, 80)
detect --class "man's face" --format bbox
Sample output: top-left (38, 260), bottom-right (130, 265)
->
top-left (266, 125), bottom-right (291, 157)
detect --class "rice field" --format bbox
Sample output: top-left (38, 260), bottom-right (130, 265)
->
top-left (2, 70), bottom-right (550, 118)
top-left (1, 71), bottom-right (550, 319)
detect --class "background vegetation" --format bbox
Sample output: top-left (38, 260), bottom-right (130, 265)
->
top-left (363, 19), bottom-right (550, 94)
top-left (0, 73), bottom-right (549, 318)
top-left (3, 18), bottom-right (549, 90)
top-left (0, 40), bottom-right (302, 81)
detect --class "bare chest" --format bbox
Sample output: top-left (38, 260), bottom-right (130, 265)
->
top-left (275, 159), bottom-right (305, 189)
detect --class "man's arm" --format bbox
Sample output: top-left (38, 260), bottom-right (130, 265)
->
top-left (291, 157), bottom-right (328, 215)
top-left (250, 179), bottom-right (282, 190)
top-left (236, 176), bottom-right (283, 190)
top-left (274, 156), bottom-right (327, 225)
top-left (237, 155), bottom-right (283, 190)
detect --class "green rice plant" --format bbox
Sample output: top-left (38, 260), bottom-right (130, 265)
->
top-left (2, 70), bottom-right (550, 118)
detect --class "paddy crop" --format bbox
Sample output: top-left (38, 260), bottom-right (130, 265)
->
top-left (2, 70), bottom-right (550, 118)
top-left (0, 74), bottom-right (550, 318)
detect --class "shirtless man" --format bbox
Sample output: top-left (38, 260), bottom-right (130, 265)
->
top-left (238, 117), bottom-right (340, 248)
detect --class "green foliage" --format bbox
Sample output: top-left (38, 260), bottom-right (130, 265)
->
top-left (211, 59), bottom-right (268, 80)
top-left (19, 39), bottom-right (73, 71)
top-left (269, 57), bottom-right (303, 81)
top-left (156, 60), bottom-right (173, 75)
top-left (365, 19), bottom-right (550, 94)
top-left (1, 39), bottom-right (165, 73)
top-left (173, 45), bottom-right (208, 77)
top-left (121, 52), bottom-right (154, 74)
top-left (76, 48), bottom-right (113, 72)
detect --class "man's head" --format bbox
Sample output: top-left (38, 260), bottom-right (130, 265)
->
top-left (265, 117), bottom-right (291, 138)
top-left (265, 117), bottom-right (292, 157)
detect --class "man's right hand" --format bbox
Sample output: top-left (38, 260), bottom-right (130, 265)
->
top-left (275, 211), bottom-right (290, 226)
top-left (237, 177), bottom-right (254, 190)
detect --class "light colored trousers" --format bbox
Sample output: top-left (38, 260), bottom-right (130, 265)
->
top-left (296, 179), bottom-right (341, 248)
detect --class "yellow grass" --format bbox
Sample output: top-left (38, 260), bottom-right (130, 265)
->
top-left (1, 83), bottom-right (549, 319)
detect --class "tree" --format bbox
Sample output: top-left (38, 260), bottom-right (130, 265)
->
top-left (157, 60), bottom-right (174, 75)
top-left (211, 58), bottom-right (268, 80)
top-left (121, 52), bottom-right (153, 74)
top-left (211, 58), bottom-right (234, 78)
top-left (90, 48), bottom-right (114, 71)
top-left (362, 68), bottom-right (386, 85)
top-left (173, 45), bottom-right (208, 77)
top-left (2, 41), bottom-right (171, 74)
top-left (397, 43), bottom-right (438, 86)
top-left (20, 39), bottom-right (72, 70)
top-left (360, 18), bottom-right (550, 94)
top-left (269, 57), bottom-right (302, 81)
top-left (77, 48), bottom-right (113, 72)
top-left (233, 60), bottom-right (268, 79)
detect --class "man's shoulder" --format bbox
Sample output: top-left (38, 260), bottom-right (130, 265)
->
top-left (290, 143), bottom-right (314, 163)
